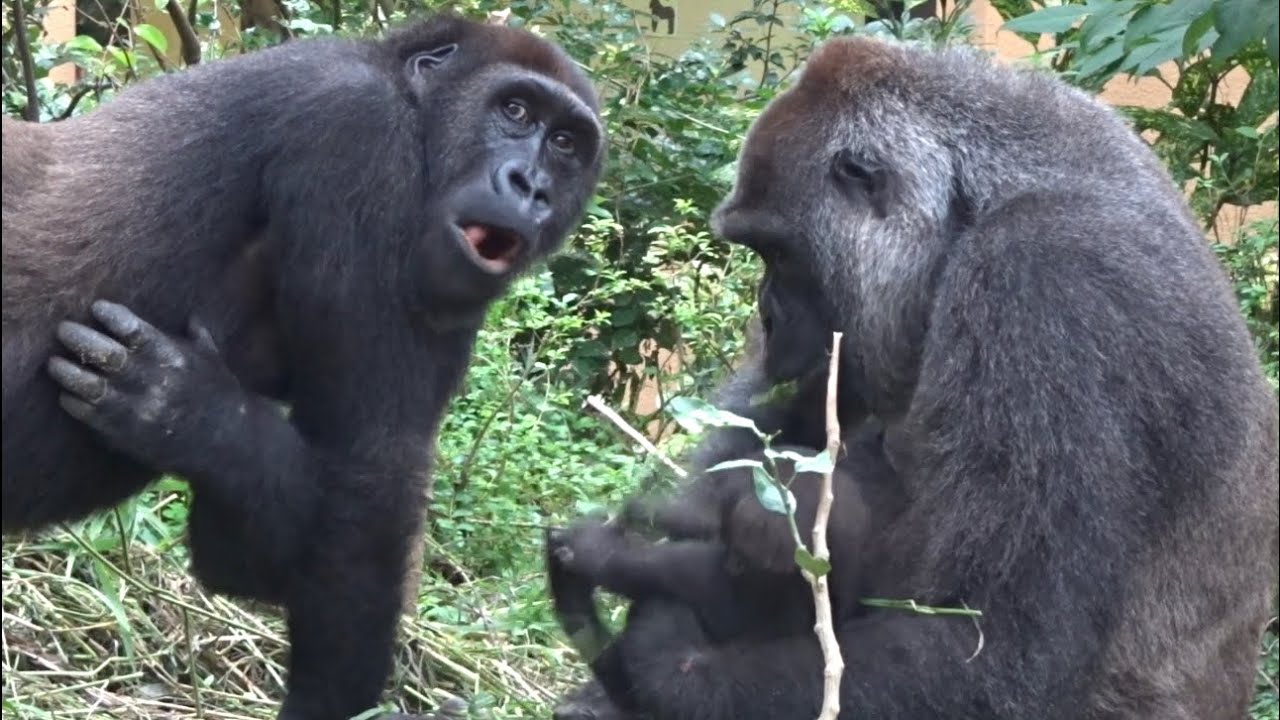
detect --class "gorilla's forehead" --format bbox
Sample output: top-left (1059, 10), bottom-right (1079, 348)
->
top-left (737, 86), bottom-right (832, 188)
top-left (482, 28), bottom-right (600, 113)
top-left (387, 15), bottom-right (600, 115)
top-left (741, 39), bottom-right (906, 159)
top-left (800, 36), bottom-right (908, 96)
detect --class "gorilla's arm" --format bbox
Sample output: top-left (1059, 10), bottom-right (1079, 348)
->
top-left (48, 299), bottom-right (442, 718)
top-left (548, 519), bottom-right (738, 612)
top-left (49, 301), bottom-right (319, 597)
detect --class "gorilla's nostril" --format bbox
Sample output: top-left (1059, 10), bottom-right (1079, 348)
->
top-left (508, 169), bottom-right (533, 196)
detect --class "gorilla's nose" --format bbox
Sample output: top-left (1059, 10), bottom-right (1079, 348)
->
top-left (494, 159), bottom-right (552, 224)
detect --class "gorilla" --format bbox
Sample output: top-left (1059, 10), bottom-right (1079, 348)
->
top-left (2, 15), bottom-right (604, 719)
top-left (548, 279), bottom-right (883, 719)
top-left (552, 35), bottom-right (1279, 720)
top-left (548, 420), bottom-right (906, 719)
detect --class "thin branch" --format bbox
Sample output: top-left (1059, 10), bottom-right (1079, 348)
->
top-left (165, 0), bottom-right (202, 65)
top-left (11, 0), bottom-right (40, 121)
top-left (585, 394), bottom-right (688, 479)
top-left (269, 0), bottom-right (293, 40)
top-left (55, 84), bottom-right (97, 120)
top-left (806, 331), bottom-right (846, 720)
top-left (144, 39), bottom-right (172, 72)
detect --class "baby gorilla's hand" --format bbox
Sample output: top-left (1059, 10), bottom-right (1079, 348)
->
top-left (546, 515), bottom-right (628, 583)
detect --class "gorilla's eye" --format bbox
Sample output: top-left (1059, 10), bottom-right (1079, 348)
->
top-left (548, 131), bottom-right (576, 154)
top-left (503, 100), bottom-right (532, 125)
top-left (831, 149), bottom-right (875, 187)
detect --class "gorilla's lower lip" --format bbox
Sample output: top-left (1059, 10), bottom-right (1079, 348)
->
top-left (455, 222), bottom-right (525, 274)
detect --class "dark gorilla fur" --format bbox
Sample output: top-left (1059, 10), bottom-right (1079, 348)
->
top-left (548, 422), bottom-right (905, 719)
top-left (556, 35), bottom-right (1279, 720)
top-left (2, 15), bottom-right (603, 720)
top-left (548, 298), bottom-right (891, 719)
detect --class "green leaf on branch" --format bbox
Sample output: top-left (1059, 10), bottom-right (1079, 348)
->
top-left (1002, 4), bottom-right (1094, 35)
top-left (1125, 0), bottom-right (1211, 48)
top-left (1123, 26), bottom-right (1186, 76)
top-left (860, 597), bottom-right (984, 617)
top-left (133, 24), bottom-right (168, 54)
top-left (795, 547), bottom-right (832, 577)
top-left (706, 458), bottom-right (765, 473)
top-left (66, 35), bottom-right (105, 53)
top-left (1182, 8), bottom-right (1219, 57)
top-left (752, 466), bottom-right (794, 515)
top-left (1079, 0), bottom-right (1137, 50)
top-left (666, 396), bottom-right (763, 436)
top-left (1212, 0), bottom-right (1267, 59)
top-left (795, 449), bottom-right (835, 475)
top-left (763, 448), bottom-right (834, 474)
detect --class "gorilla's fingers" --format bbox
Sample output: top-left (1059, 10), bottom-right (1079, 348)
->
top-left (554, 544), bottom-right (576, 565)
top-left (91, 299), bottom-right (187, 368)
top-left (57, 394), bottom-right (106, 429)
top-left (46, 357), bottom-right (108, 402)
top-left (546, 529), bottom-right (576, 566)
top-left (54, 321), bottom-right (126, 372)
top-left (89, 300), bottom-right (148, 348)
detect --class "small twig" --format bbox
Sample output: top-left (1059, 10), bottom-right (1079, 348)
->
top-left (11, 0), bottom-right (40, 121)
top-left (584, 395), bottom-right (688, 479)
top-left (145, 41), bottom-right (172, 72)
top-left (182, 606), bottom-right (205, 715)
top-left (806, 331), bottom-right (845, 720)
top-left (165, 0), bottom-right (202, 66)
top-left (111, 508), bottom-right (134, 576)
top-left (55, 84), bottom-right (98, 120)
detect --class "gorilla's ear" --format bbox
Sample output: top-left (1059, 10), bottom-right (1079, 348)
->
top-left (407, 44), bottom-right (459, 74)
top-left (830, 149), bottom-right (895, 219)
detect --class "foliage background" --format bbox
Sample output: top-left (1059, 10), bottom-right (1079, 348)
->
top-left (2, 0), bottom-right (1276, 717)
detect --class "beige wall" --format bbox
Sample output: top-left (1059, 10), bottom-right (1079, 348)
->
top-left (41, 0), bottom-right (77, 84)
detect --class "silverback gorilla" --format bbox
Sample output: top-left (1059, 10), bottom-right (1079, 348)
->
top-left (2, 15), bottom-right (603, 719)
top-left (552, 35), bottom-right (1279, 720)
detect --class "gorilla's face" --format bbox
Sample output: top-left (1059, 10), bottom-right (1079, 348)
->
top-left (395, 19), bottom-right (606, 314)
top-left (712, 36), bottom-right (962, 410)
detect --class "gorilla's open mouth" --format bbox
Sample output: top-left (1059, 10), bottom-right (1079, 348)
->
top-left (457, 223), bottom-right (525, 274)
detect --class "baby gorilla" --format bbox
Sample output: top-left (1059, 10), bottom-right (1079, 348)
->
top-left (547, 420), bottom-right (904, 718)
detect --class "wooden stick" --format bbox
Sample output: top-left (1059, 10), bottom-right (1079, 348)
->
top-left (585, 394), bottom-right (688, 479)
top-left (807, 331), bottom-right (846, 720)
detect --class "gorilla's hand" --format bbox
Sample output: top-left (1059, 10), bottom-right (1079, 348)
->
top-left (547, 516), bottom-right (628, 582)
top-left (47, 299), bottom-right (244, 476)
